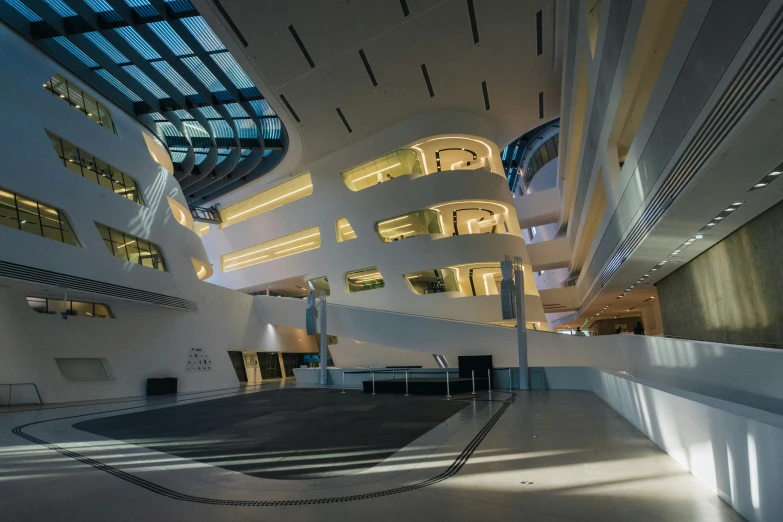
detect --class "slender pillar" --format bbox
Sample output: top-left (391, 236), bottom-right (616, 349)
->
top-left (515, 267), bottom-right (529, 390)
top-left (319, 296), bottom-right (328, 386)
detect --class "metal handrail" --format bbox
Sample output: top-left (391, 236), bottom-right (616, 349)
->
top-left (0, 382), bottom-right (43, 407)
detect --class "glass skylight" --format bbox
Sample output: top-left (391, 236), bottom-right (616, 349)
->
top-left (180, 16), bottom-right (225, 52)
top-left (84, 32), bottom-right (129, 64)
top-left (123, 65), bottom-right (168, 98)
top-left (42, 0), bottom-right (76, 17)
top-left (5, 0), bottom-right (42, 21)
top-left (114, 27), bottom-right (161, 60)
top-left (94, 69), bottom-right (142, 101)
top-left (147, 21), bottom-right (193, 56)
top-left (54, 36), bottom-right (100, 68)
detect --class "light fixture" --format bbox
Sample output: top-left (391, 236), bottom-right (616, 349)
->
top-left (749, 163), bottom-right (782, 191)
top-left (695, 234), bottom-right (704, 239)
top-left (700, 202), bottom-right (744, 232)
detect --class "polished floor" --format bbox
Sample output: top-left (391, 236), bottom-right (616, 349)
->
top-left (0, 384), bottom-right (743, 521)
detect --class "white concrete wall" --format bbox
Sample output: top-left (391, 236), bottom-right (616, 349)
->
top-left (0, 26), bottom-right (312, 403)
top-left (545, 367), bottom-right (783, 522)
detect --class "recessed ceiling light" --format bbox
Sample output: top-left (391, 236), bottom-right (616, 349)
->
top-left (695, 234), bottom-right (703, 239)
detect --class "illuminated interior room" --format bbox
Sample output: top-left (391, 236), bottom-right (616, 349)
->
top-left (1, 1), bottom-right (783, 521)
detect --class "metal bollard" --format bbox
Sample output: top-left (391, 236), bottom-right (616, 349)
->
top-left (341, 371), bottom-right (346, 394)
top-left (471, 370), bottom-right (476, 395)
top-left (508, 367), bottom-right (512, 392)
top-left (372, 371), bottom-right (376, 395)
top-left (445, 371), bottom-right (452, 399)
top-left (405, 371), bottom-right (410, 396)
top-left (488, 368), bottom-right (492, 394)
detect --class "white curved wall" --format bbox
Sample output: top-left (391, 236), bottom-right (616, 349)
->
top-left (0, 26), bottom-right (314, 402)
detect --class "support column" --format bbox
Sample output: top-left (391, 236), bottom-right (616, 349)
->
top-left (319, 296), bottom-right (328, 386)
top-left (515, 267), bottom-right (529, 390)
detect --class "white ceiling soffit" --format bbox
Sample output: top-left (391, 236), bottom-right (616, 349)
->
top-left (195, 0), bottom-right (561, 183)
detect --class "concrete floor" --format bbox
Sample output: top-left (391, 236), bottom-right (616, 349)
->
top-left (0, 384), bottom-right (744, 521)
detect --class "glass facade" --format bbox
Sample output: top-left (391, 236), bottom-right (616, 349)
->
top-left (404, 268), bottom-right (460, 295)
top-left (342, 149), bottom-right (422, 191)
top-left (26, 297), bottom-right (113, 318)
top-left (524, 135), bottom-right (559, 186)
top-left (96, 223), bottom-right (167, 272)
top-left (335, 217), bottom-right (357, 242)
top-left (0, 188), bottom-right (79, 246)
top-left (47, 132), bottom-right (144, 204)
top-left (220, 173), bottom-right (313, 228)
top-left (375, 209), bottom-right (442, 243)
top-left (345, 267), bottom-right (385, 293)
top-left (222, 226), bottom-right (320, 272)
top-left (44, 74), bottom-right (116, 134)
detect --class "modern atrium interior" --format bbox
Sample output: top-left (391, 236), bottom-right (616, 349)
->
top-left (1, 0), bottom-right (782, 521)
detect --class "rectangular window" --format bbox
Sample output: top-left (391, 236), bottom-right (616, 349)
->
top-left (47, 132), bottom-right (144, 205)
top-left (221, 226), bottom-right (320, 272)
top-left (0, 188), bottom-right (79, 246)
top-left (44, 74), bottom-right (116, 134)
top-left (96, 223), bottom-right (167, 272)
top-left (26, 296), bottom-right (113, 318)
top-left (345, 267), bottom-right (385, 293)
top-left (220, 173), bottom-right (313, 228)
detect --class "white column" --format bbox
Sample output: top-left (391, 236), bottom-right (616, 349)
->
top-left (319, 296), bottom-right (328, 386)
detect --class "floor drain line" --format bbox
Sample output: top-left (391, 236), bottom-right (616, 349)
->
top-left (12, 393), bottom-right (516, 506)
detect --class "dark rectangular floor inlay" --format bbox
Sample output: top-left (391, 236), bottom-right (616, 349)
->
top-left (74, 389), bottom-right (466, 480)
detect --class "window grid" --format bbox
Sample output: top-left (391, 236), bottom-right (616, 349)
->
top-left (96, 223), bottom-right (167, 272)
top-left (47, 132), bottom-right (144, 205)
top-left (26, 296), bottom-right (113, 318)
top-left (0, 188), bottom-right (79, 246)
top-left (44, 74), bottom-right (117, 134)
top-left (523, 135), bottom-right (559, 186)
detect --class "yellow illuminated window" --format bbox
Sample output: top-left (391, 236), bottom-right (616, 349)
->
top-left (220, 173), bottom-right (313, 228)
top-left (404, 268), bottom-right (460, 295)
top-left (375, 209), bottom-right (441, 243)
top-left (335, 217), bottom-right (357, 242)
top-left (222, 226), bottom-right (320, 273)
top-left (195, 222), bottom-right (210, 237)
top-left (44, 74), bottom-right (115, 134)
top-left (341, 150), bottom-right (422, 191)
top-left (345, 267), bottom-right (385, 293)
top-left (95, 223), bottom-right (166, 272)
top-left (0, 188), bottom-right (79, 246)
top-left (47, 132), bottom-right (144, 205)
top-left (403, 263), bottom-right (503, 297)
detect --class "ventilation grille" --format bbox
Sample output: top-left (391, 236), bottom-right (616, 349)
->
top-left (0, 261), bottom-right (198, 311)
top-left (553, 4), bottom-right (783, 327)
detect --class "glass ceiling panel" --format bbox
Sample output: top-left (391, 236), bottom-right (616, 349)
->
top-left (260, 118), bottom-right (282, 140)
top-left (224, 103), bottom-right (249, 118)
top-left (114, 27), bottom-right (161, 60)
top-left (122, 65), bottom-right (168, 98)
top-left (210, 52), bottom-right (254, 90)
top-left (204, 118), bottom-right (234, 139)
top-left (53, 36), bottom-right (100, 68)
top-left (125, 0), bottom-right (157, 18)
top-left (150, 112), bottom-right (168, 121)
top-left (165, 0), bottom-right (195, 13)
top-left (180, 55), bottom-right (226, 93)
top-left (149, 61), bottom-right (198, 95)
top-left (147, 21), bottom-right (193, 56)
top-left (215, 148), bottom-right (231, 164)
top-left (94, 69), bottom-right (142, 101)
top-left (234, 118), bottom-right (257, 140)
top-left (180, 16), bottom-right (225, 52)
top-left (5, 0), bottom-right (43, 21)
top-left (249, 99), bottom-right (276, 117)
top-left (84, 32), bottom-right (129, 64)
top-left (42, 0), bottom-right (76, 17)
top-left (197, 106), bottom-right (221, 119)
top-left (84, 0), bottom-right (123, 22)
